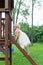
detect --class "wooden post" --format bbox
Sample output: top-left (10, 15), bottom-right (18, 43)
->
top-left (9, 15), bottom-right (12, 65)
top-left (5, 12), bottom-right (9, 65)
top-left (10, 20), bottom-right (12, 65)
top-left (5, 0), bottom-right (8, 9)
top-left (0, 12), bottom-right (1, 39)
top-left (8, 43), bottom-right (12, 65)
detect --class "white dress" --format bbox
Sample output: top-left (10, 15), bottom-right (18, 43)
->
top-left (15, 29), bottom-right (31, 49)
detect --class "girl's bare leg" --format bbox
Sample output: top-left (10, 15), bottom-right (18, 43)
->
top-left (25, 46), bottom-right (30, 55)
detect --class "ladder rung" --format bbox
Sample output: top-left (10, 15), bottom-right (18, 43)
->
top-left (0, 8), bottom-right (9, 12)
top-left (0, 57), bottom-right (10, 61)
top-left (0, 39), bottom-right (10, 42)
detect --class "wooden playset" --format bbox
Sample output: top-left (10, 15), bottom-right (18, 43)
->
top-left (0, 0), bottom-right (37, 65)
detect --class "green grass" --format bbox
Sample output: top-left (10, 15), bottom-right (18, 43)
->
top-left (0, 43), bottom-right (43, 65)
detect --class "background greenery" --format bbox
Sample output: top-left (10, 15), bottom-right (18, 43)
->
top-left (0, 43), bottom-right (43, 65)
top-left (19, 22), bottom-right (43, 43)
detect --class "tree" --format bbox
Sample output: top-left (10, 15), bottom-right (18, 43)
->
top-left (10, 0), bottom-right (22, 24)
top-left (31, 0), bottom-right (41, 44)
top-left (21, 6), bottom-right (29, 23)
top-left (37, 25), bottom-right (43, 42)
top-left (16, 0), bottom-right (22, 23)
top-left (10, 0), bottom-right (30, 24)
top-left (19, 22), bottom-right (29, 37)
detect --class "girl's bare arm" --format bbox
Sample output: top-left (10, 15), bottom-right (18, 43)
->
top-left (15, 29), bottom-right (20, 40)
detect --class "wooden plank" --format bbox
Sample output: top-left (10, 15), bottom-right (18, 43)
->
top-left (5, 0), bottom-right (8, 9)
top-left (0, 8), bottom-right (9, 12)
top-left (5, 12), bottom-right (9, 65)
top-left (0, 47), bottom-right (5, 54)
top-left (11, 36), bottom-right (37, 65)
top-left (9, 43), bottom-right (12, 65)
top-left (9, 15), bottom-right (12, 65)
top-left (0, 58), bottom-right (10, 61)
top-left (0, 41), bottom-right (10, 46)
top-left (0, 39), bottom-right (10, 41)
top-left (0, 58), bottom-right (5, 60)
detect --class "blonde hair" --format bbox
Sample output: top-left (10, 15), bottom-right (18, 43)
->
top-left (14, 23), bottom-right (20, 29)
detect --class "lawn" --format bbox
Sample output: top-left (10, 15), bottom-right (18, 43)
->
top-left (0, 43), bottom-right (43, 65)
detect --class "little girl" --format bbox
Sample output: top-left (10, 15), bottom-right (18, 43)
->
top-left (13, 24), bottom-right (31, 55)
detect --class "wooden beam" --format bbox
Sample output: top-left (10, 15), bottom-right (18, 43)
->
top-left (5, 0), bottom-right (8, 9)
top-left (9, 16), bottom-right (12, 65)
top-left (0, 47), bottom-right (5, 54)
top-left (0, 8), bottom-right (9, 12)
top-left (0, 58), bottom-right (5, 60)
top-left (9, 43), bottom-right (12, 65)
top-left (0, 57), bottom-right (10, 61)
top-left (5, 12), bottom-right (9, 65)
top-left (11, 36), bottom-right (37, 65)
top-left (0, 39), bottom-right (10, 45)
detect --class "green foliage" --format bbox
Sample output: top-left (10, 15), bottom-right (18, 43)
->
top-left (36, 25), bottom-right (43, 42)
top-left (11, 0), bottom-right (30, 23)
top-left (19, 22), bottom-right (29, 36)
top-left (21, 7), bottom-right (29, 16)
top-left (19, 22), bottom-right (43, 42)
top-left (30, 25), bottom-right (43, 42)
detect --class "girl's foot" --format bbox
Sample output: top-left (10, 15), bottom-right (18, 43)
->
top-left (27, 51), bottom-right (30, 55)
